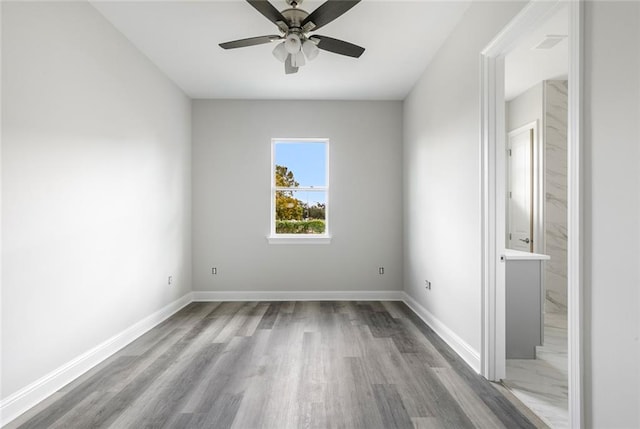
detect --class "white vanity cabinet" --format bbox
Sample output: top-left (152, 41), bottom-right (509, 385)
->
top-left (503, 249), bottom-right (550, 359)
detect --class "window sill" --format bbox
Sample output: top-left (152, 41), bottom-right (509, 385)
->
top-left (267, 234), bottom-right (332, 245)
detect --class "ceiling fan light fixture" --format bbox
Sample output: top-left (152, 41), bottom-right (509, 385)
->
top-left (272, 42), bottom-right (288, 62)
top-left (219, 0), bottom-right (366, 75)
top-left (302, 39), bottom-right (319, 61)
top-left (292, 50), bottom-right (306, 67)
top-left (284, 33), bottom-right (302, 54)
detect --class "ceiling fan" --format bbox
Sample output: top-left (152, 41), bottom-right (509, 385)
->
top-left (219, 0), bottom-right (365, 74)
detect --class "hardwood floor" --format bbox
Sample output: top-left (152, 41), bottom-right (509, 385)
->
top-left (8, 301), bottom-right (539, 429)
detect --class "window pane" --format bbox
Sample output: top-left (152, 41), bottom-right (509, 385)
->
top-left (275, 190), bottom-right (326, 234)
top-left (274, 142), bottom-right (326, 187)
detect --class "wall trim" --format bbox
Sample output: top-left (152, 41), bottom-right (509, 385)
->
top-left (0, 292), bottom-right (193, 427)
top-left (192, 290), bottom-right (404, 302)
top-left (402, 292), bottom-right (481, 373)
top-left (567, 1), bottom-right (584, 426)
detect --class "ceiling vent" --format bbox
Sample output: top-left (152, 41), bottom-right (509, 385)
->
top-left (532, 35), bottom-right (567, 50)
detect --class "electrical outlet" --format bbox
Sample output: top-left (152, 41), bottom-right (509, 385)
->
top-left (212, 267), bottom-right (217, 275)
top-left (168, 276), bottom-right (173, 285)
top-left (379, 267), bottom-right (384, 275)
top-left (425, 280), bottom-right (431, 290)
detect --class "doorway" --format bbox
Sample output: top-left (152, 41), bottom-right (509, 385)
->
top-left (507, 122), bottom-right (537, 253)
top-left (480, 0), bottom-right (583, 427)
top-left (504, 81), bottom-right (568, 426)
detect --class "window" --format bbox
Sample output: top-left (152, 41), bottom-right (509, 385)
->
top-left (269, 139), bottom-right (329, 244)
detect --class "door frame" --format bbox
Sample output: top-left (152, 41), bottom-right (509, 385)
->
top-left (479, 0), bottom-right (583, 427)
top-left (506, 121), bottom-right (542, 253)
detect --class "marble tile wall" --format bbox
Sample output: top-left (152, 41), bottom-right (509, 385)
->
top-left (543, 80), bottom-right (568, 314)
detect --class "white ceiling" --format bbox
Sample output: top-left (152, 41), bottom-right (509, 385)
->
top-left (505, 4), bottom-right (568, 101)
top-left (91, 0), bottom-right (472, 100)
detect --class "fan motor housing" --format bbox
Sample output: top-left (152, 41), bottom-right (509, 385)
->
top-left (281, 8), bottom-right (309, 29)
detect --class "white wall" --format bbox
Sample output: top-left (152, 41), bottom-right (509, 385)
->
top-left (1, 1), bottom-right (191, 400)
top-left (192, 100), bottom-right (403, 294)
top-left (403, 1), bottom-right (526, 365)
top-left (507, 82), bottom-right (543, 131)
top-left (584, 1), bottom-right (640, 427)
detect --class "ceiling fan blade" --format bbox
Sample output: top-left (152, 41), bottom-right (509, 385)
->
top-left (247, 0), bottom-right (288, 28)
top-left (301, 0), bottom-right (360, 31)
top-left (310, 35), bottom-right (365, 58)
top-left (219, 35), bottom-right (281, 50)
top-left (285, 54), bottom-right (299, 74)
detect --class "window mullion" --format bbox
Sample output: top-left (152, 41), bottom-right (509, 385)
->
top-left (275, 187), bottom-right (327, 192)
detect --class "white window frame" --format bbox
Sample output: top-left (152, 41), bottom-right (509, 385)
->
top-left (268, 138), bottom-right (331, 244)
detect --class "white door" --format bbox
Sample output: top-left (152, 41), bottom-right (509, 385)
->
top-left (507, 126), bottom-right (534, 252)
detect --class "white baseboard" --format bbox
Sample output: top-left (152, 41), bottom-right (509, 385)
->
top-left (192, 290), bottom-right (404, 302)
top-left (402, 292), bottom-right (481, 373)
top-left (0, 292), bottom-right (193, 427)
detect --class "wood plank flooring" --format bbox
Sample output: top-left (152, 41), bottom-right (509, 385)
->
top-left (8, 301), bottom-right (539, 429)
